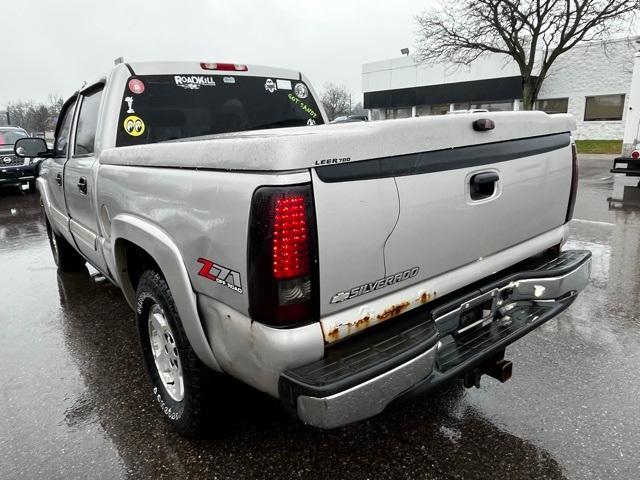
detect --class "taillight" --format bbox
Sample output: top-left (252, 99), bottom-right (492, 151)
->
top-left (248, 184), bottom-right (318, 327)
top-left (200, 62), bottom-right (248, 71)
top-left (632, 150), bottom-right (639, 159)
top-left (566, 142), bottom-right (579, 222)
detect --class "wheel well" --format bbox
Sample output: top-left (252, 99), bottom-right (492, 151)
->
top-left (115, 239), bottom-right (161, 293)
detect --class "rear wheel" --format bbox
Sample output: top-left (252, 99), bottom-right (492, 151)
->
top-left (136, 269), bottom-right (217, 436)
top-left (45, 216), bottom-right (85, 271)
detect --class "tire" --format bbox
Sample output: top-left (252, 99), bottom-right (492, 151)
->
top-left (136, 269), bottom-right (216, 436)
top-left (28, 180), bottom-right (36, 192)
top-left (45, 216), bottom-right (86, 271)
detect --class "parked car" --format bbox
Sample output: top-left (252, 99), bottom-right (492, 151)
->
top-left (0, 126), bottom-right (40, 191)
top-left (331, 114), bottom-right (368, 123)
top-left (16, 60), bottom-right (591, 436)
top-left (447, 109), bottom-right (490, 114)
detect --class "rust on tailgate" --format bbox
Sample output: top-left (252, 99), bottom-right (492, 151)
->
top-left (323, 289), bottom-right (437, 343)
top-left (376, 301), bottom-right (411, 322)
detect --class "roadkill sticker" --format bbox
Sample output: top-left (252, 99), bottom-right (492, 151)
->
top-left (330, 267), bottom-right (420, 304)
top-left (174, 75), bottom-right (216, 90)
top-left (196, 257), bottom-right (243, 294)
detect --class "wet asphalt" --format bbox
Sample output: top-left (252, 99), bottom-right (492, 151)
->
top-left (1, 155), bottom-right (639, 480)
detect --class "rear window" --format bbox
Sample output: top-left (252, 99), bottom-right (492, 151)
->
top-left (116, 74), bottom-right (324, 147)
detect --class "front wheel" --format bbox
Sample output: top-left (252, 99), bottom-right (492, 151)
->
top-left (136, 270), bottom-right (217, 436)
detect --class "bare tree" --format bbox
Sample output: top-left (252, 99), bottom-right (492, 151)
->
top-left (351, 102), bottom-right (368, 116)
top-left (31, 105), bottom-right (51, 133)
top-left (6, 95), bottom-right (64, 132)
top-left (47, 94), bottom-right (64, 119)
top-left (416, 0), bottom-right (640, 109)
top-left (320, 84), bottom-right (352, 121)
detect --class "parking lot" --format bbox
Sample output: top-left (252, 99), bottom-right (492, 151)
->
top-left (1, 155), bottom-right (639, 480)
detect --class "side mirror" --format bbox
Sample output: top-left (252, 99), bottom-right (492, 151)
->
top-left (14, 137), bottom-right (52, 158)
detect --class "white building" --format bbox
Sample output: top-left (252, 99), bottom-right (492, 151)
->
top-left (362, 37), bottom-right (640, 139)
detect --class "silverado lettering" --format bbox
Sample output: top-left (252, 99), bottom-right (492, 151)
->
top-left (331, 267), bottom-right (420, 304)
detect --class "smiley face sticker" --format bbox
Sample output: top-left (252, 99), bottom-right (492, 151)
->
top-left (123, 115), bottom-right (145, 137)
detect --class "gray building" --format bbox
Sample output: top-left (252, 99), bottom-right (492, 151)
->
top-left (362, 37), bottom-right (640, 140)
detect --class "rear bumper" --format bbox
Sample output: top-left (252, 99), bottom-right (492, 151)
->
top-left (279, 250), bottom-right (591, 429)
top-left (611, 157), bottom-right (640, 177)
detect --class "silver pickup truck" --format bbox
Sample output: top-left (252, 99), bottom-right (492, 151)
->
top-left (15, 61), bottom-right (591, 436)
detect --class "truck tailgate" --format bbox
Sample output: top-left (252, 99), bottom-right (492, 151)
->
top-left (312, 131), bottom-right (573, 337)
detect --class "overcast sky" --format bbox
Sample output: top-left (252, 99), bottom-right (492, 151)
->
top-left (1, 0), bottom-right (434, 108)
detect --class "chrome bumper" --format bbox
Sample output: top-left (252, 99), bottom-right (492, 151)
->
top-left (285, 250), bottom-right (591, 429)
top-left (296, 345), bottom-right (439, 429)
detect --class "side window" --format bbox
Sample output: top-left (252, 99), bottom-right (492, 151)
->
top-left (584, 94), bottom-right (625, 121)
top-left (74, 87), bottom-right (103, 155)
top-left (54, 102), bottom-right (75, 158)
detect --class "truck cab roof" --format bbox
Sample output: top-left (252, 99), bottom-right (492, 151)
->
top-left (124, 61), bottom-right (301, 80)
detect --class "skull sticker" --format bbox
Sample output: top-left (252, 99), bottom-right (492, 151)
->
top-left (264, 78), bottom-right (277, 93)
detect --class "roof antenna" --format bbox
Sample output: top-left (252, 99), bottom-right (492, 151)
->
top-left (114, 57), bottom-right (125, 65)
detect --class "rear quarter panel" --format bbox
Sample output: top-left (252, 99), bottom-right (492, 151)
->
top-left (98, 164), bottom-right (310, 315)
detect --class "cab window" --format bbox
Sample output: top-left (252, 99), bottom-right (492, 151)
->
top-left (54, 100), bottom-right (76, 158)
top-left (74, 87), bottom-right (104, 155)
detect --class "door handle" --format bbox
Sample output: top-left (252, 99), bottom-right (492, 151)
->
top-left (469, 172), bottom-right (499, 200)
top-left (56, 172), bottom-right (62, 186)
top-left (470, 172), bottom-right (499, 185)
top-left (77, 176), bottom-right (88, 195)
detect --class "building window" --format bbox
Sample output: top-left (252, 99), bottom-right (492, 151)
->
top-left (415, 105), bottom-right (429, 117)
top-left (430, 104), bottom-right (450, 115)
top-left (380, 107), bottom-right (411, 119)
top-left (537, 98), bottom-right (568, 114)
top-left (584, 94), bottom-right (625, 121)
top-left (370, 109), bottom-right (385, 121)
top-left (416, 104), bottom-right (449, 116)
top-left (386, 107), bottom-right (411, 119)
top-left (453, 102), bottom-right (470, 111)
top-left (470, 100), bottom-right (513, 112)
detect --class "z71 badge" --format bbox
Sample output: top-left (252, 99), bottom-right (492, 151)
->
top-left (330, 267), bottom-right (420, 304)
top-left (196, 258), bottom-right (243, 294)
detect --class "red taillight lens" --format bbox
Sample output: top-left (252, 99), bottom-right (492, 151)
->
top-left (566, 143), bottom-right (579, 223)
top-left (272, 195), bottom-right (310, 279)
top-left (200, 62), bottom-right (248, 71)
top-left (632, 150), bottom-right (639, 159)
top-left (248, 184), bottom-right (318, 327)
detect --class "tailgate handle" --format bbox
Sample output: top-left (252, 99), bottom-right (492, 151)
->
top-left (470, 172), bottom-right (499, 200)
top-left (471, 172), bottom-right (499, 185)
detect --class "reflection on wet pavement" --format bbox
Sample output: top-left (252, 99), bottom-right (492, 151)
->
top-left (1, 156), bottom-right (639, 479)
